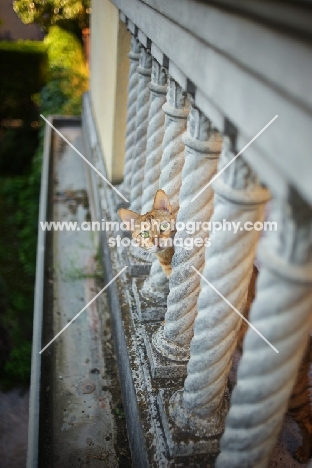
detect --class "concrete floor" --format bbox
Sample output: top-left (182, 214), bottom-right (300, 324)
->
top-left (40, 125), bottom-right (130, 467)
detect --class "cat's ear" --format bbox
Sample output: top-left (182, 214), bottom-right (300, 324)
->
top-left (118, 208), bottom-right (140, 227)
top-left (153, 190), bottom-right (172, 214)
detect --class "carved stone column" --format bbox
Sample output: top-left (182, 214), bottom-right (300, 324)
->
top-left (169, 136), bottom-right (270, 436)
top-left (119, 35), bottom-right (141, 200)
top-left (129, 47), bottom-right (152, 213)
top-left (152, 103), bottom-right (222, 361)
top-left (140, 60), bottom-right (167, 298)
top-left (159, 77), bottom-right (189, 214)
top-left (141, 59), bottom-right (167, 213)
top-left (217, 189), bottom-right (312, 468)
top-left (141, 77), bottom-right (189, 299)
top-left (133, 60), bottom-right (166, 267)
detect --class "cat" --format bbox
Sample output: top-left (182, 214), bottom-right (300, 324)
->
top-left (118, 190), bottom-right (175, 277)
top-left (238, 266), bottom-right (312, 464)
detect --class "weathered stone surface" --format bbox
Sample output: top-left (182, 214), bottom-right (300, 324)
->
top-left (169, 388), bottom-right (230, 439)
top-left (158, 389), bottom-right (221, 458)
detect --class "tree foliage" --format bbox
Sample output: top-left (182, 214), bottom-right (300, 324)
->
top-left (13, 0), bottom-right (91, 31)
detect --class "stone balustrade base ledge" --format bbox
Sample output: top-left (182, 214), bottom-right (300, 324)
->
top-left (133, 278), bottom-right (167, 322)
top-left (158, 388), bottom-right (220, 459)
top-left (143, 324), bottom-right (187, 379)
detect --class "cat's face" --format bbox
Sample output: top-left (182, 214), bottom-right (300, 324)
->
top-left (118, 190), bottom-right (175, 253)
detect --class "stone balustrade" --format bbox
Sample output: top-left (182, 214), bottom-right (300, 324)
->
top-left (85, 3), bottom-right (312, 466)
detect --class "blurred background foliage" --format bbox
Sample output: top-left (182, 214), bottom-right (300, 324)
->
top-left (0, 23), bottom-right (88, 389)
top-left (13, 0), bottom-right (91, 31)
top-left (0, 40), bottom-right (47, 174)
top-left (39, 25), bottom-right (88, 115)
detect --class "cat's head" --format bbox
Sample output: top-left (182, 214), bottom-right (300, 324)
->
top-left (118, 190), bottom-right (175, 253)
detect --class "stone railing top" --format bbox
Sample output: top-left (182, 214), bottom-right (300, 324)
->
top-left (115, 0), bottom-right (312, 206)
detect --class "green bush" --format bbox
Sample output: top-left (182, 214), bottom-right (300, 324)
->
top-left (0, 135), bottom-right (42, 389)
top-left (0, 126), bottom-right (39, 174)
top-left (44, 25), bottom-right (85, 70)
top-left (39, 26), bottom-right (88, 115)
top-left (4, 341), bottom-right (32, 385)
top-left (0, 40), bottom-right (47, 54)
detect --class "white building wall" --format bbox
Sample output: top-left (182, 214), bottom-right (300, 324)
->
top-left (90, 0), bottom-right (130, 182)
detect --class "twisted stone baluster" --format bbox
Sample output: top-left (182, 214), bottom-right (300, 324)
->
top-left (159, 77), bottom-right (189, 214)
top-left (129, 47), bottom-right (152, 213)
top-left (120, 35), bottom-right (141, 199)
top-left (217, 190), bottom-right (312, 468)
top-left (141, 77), bottom-right (189, 298)
top-left (152, 103), bottom-right (222, 361)
top-left (169, 136), bottom-right (270, 436)
top-left (141, 59), bottom-right (167, 213)
top-left (139, 60), bottom-right (167, 296)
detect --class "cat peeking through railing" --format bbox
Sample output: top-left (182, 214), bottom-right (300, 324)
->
top-left (118, 190), bottom-right (175, 277)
